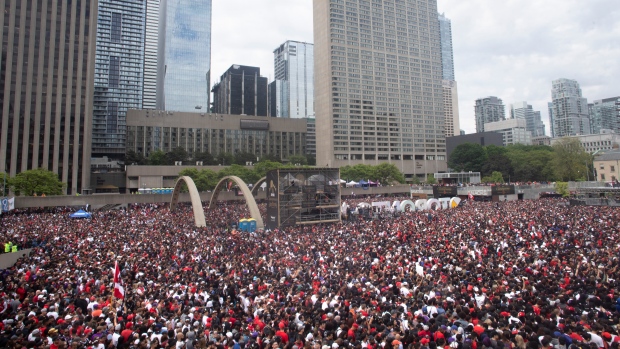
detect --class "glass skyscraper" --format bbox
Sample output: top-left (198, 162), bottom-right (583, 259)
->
top-left (142, 0), bottom-right (160, 110)
top-left (438, 13), bottom-right (455, 81)
top-left (93, 0), bottom-right (146, 158)
top-left (270, 41), bottom-right (315, 119)
top-left (157, 0), bottom-right (212, 112)
top-left (550, 78), bottom-right (590, 137)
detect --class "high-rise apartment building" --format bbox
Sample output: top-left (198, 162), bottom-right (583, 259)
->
top-left (442, 80), bottom-right (460, 136)
top-left (590, 97), bottom-right (620, 134)
top-left (212, 65), bottom-right (268, 116)
top-left (92, 0), bottom-right (146, 158)
top-left (142, 0), bottom-right (160, 110)
top-left (0, 0), bottom-right (98, 194)
top-left (313, 0), bottom-right (447, 178)
top-left (269, 41), bottom-right (314, 119)
top-left (475, 96), bottom-right (506, 133)
top-left (550, 78), bottom-right (590, 137)
top-left (548, 102), bottom-right (555, 138)
top-left (157, 0), bottom-right (212, 112)
top-left (510, 102), bottom-right (545, 137)
top-left (438, 13), bottom-right (455, 81)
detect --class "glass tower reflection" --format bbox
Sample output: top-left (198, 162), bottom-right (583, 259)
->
top-left (157, 0), bottom-right (212, 112)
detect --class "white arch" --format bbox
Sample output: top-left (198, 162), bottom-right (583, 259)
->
top-left (208, 176), bottom-right (264, 229)
top-left (170, 176), bottom-right (207, 227)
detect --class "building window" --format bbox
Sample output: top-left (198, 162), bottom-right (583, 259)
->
top-left (111, 12), bottom-right (122, 43)
top-left (107, 102), bottom-right (119, 134)
top-left (109, 56), bottom-right (120, 88)
top-left (612, 166), bottom-right (616, 172)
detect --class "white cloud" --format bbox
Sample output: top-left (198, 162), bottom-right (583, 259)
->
top-left (211, 0), bottom-right (620, 133)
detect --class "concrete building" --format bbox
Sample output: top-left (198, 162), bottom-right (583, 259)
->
top-left (212, 65), bottom-right (268, 116)
top-left (142, 0), bottom-right (160, 110)
top-left (510, 102), bottom-right (545, 137)
top-left (126, 110), bottom-right (306, 161)
top-left (550, 78), bottom-right (590, 137)
top-left (269, 41), bottom-right (314, 119)
top-left (446, 132), bottom-right (504, 158)
top-left (0, 0), bottom-right (98, 194)
top-left (443, 80), bottom-right (460, 137)
top-left (590, 97), bottom-right (620, 134)
top-left (484, 118), bottom-right (532, 146)
top-left (594, 150), bottom-right (620, 183)
top-left (531, 135), bottom-right (552, 146)
top-left (156, 0), bottom-right (212, 112)
top-left (550, 131), bottom-right (620, 153)
top-left (313, 0), bottom-right (447, 180)
top-left (92, 0), bottom-right (146, 158)
top-left (306, 117), bottom-right (316, 156)
top-left (475, 96), bottom-right (505, 133)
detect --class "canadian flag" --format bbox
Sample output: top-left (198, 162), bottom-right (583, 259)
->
top-left (468, 192), bottom-right (474, 201)
top-left (113, 261), bottom-right (125, 299)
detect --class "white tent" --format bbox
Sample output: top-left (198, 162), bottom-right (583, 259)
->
top-left (346, 180), bottom-right (358, 188)
top-left (338, 179), bottom-right (346, 183)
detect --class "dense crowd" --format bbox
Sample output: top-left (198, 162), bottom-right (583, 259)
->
top-left (0, 198), bottom-right (619, 349)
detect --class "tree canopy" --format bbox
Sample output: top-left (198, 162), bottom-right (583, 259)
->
top-left (552, 137), bottom-right (590, 181)
top-left (9, 169), bottom-right (66, 196)
top-left (448, 143), bottom-right (487, 172)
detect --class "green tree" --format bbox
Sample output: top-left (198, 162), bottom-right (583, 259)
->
top-left (340, 164), bottom-right (375, 182)
top-left (178, 168), bottom-right (219, 192)
top-left (482, 171), bottom-right (504, 184)
top-left (552, 137), bottom-right (589, 181)
top-left (148, 150), bottom-right (167, 165)
top-left (218, 164), bottom-right (260, 184)
top-left (253, 161), bottom-right (284, 178)
top-left (233, 152), bottom-right (257, 165)
top-left (125, 150), bottom-right (147, 165)
top-left (193, 151), bottom-right (217, 165)
top-left (481, 153), bottom-right (514, 178)
top-left (259, 154), bottom-right (282, 163)
top-left (166, 147), bottom-right (189, 165)
top-left (9, 169), bottom-right (66, 196)
top-left (372, 163), bottom-right (405, 184)
top-left (305, 155), bottom-right (316, 166)
top-left (504, 146), bottom-right (555, 182)
top-left (215, 153), bottom-right (234, 166)
top-left (426, 173), bottom-right (437, 184)
top-left (448, 143), bottom-right (487, 172)
top-left (287, 154), bottom-right (308, 166)
top-left (555, 182), bottom-right (569, 197)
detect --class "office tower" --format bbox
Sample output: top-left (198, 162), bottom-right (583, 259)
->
top-left (548, 102), bottom-right (555, 138)
top-left (475, 96), bottom-right (506, 133)
top-left (142, 0), bottom-right (160, 110)
top-left (442, 80), bottom-right (460, 136)
top-left (212, 65), bottom-right (269, 116)
top-left (157, 0), bottom-right (212, 112)
top-left (92, 0), bottom-right (146, 158)
top-left (313, 0), bottom-right (447, 177)
top-left (438, 13), bottom-right (455, 81)
top-left (550, 78), bottom-right (590, 137)
top-left (510, 102), bottom-right (545, 137)
top-left (270, 41), bottom-right (314, 119)
top-left (306, 118), bottom-right (317, 156)
top-left (484, 118), bottom-right (532, 146)
top-left (590, 97), bottom-right (620, 134)
top-left (0, 0), bottom-right (98, 195)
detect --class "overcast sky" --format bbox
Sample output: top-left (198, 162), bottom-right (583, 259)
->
top-left (211, 0), bottom-right (619, 134)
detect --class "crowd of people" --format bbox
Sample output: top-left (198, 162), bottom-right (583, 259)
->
top-left (0, 198), bottom-right (619, 349)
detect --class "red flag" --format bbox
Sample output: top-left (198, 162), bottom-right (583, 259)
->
top-left (468, 192), bottom-right (474, 201)
top-left (114, 261), bottom-right (125, 299)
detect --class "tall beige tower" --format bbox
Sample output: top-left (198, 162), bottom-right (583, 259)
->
top-left (0, 0), bottom-right (98, 194)
top-left (313, 0), bottom-right (447, 180)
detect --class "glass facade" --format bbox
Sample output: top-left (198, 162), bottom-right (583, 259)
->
top-left (550, 78), bottom-right (590, 137)
top-left (157, 0), bottom-right (212, 112)
top-left (438, 13), bottom-right (455, 81)
top-left (272, 41), bottom-right (315, 119)
top-left (143, 0), bottom-right (160, 110)
top-left (475, 97), bottom-right (506, 133)
top-left (127, 127), bottom-right (305, 160)
top-left (93, 0), bottom-right (146, 157)
top-left (590, 97), bottom-right (620, 135)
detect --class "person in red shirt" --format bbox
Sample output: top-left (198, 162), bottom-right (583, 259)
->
top-left (275, 328), bottom-right (289, 344)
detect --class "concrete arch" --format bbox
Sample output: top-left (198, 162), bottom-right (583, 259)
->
top-left (208, 176), bottom-right (264, 229)
top-left (251, 177), bottom-right (266, 195)
top-left (170, 176), bottom-right (207, 227)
